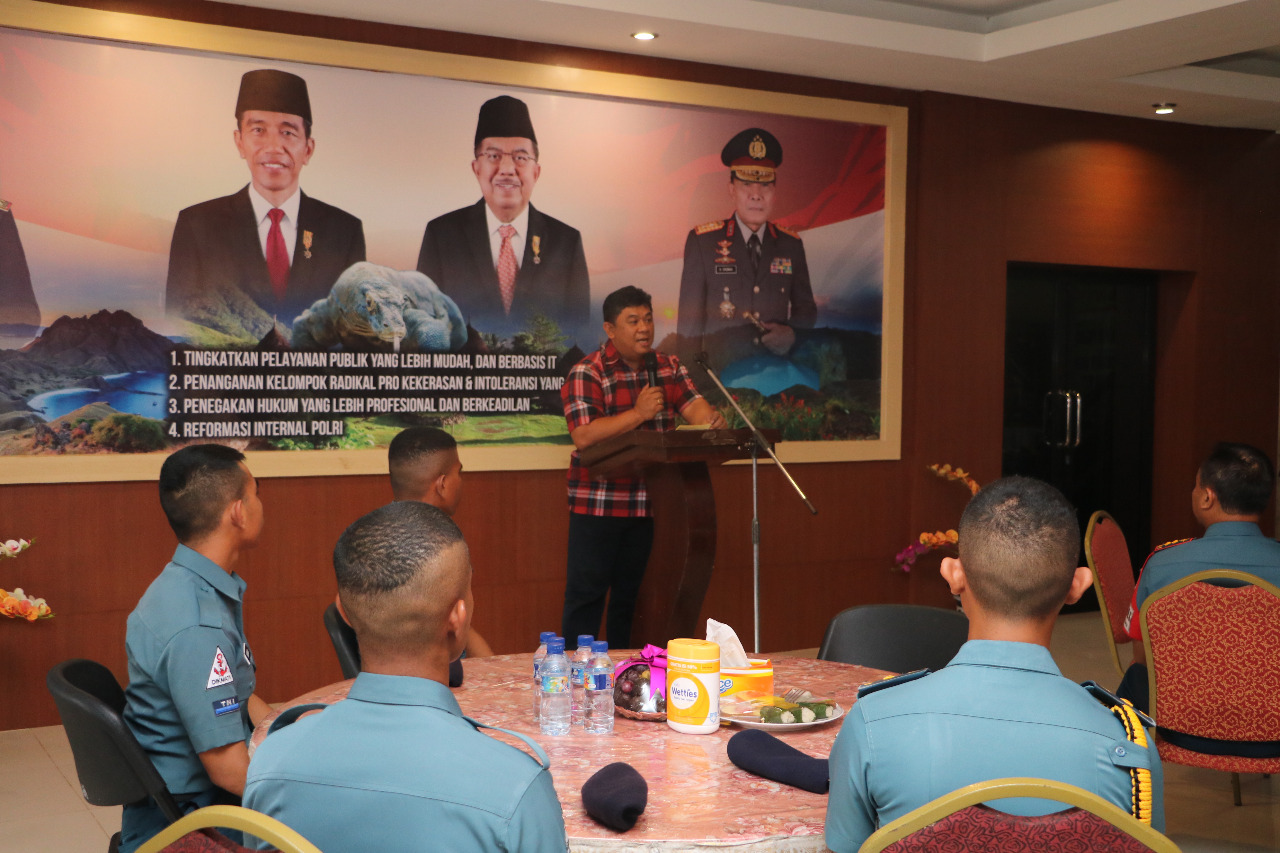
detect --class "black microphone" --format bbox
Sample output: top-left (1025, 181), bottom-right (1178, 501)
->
top-left (643, 351), bottom-right (659, 388)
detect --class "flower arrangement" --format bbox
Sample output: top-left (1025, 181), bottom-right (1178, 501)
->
top-left (894, 465), bottom-right (981, 573)
top-left (1, 538), bottom-right (53, 621)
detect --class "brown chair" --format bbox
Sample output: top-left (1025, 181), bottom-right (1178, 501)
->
top-left (135, 805), bottom-right (322, 853)
top-left (860, 777), bottom-right (1181, 853)
top-left (1083, 510), bottom-right (1137, 679)
top-left (1140, 569), bottom-right (1280, 805)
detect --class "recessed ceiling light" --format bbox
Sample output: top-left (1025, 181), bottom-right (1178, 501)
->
top-left (1153, 103), bottom-right (1176, 115)
top-left (632, 32), bottom-right (657, 41)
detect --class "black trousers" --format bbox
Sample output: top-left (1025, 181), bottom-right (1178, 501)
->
top-left (562, 513), bottom-right (654, 649)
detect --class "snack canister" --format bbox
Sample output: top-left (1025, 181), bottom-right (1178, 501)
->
top-left (666, 638), bottom-right (720, 734)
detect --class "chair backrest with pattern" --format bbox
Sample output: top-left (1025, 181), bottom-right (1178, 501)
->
top-left (860, 777), bottom-right (1180, 853)
top-left (1140, 570), bottom-right (1280, 742)
top-left (137, 805), bottom-right (323, 853)
top-left (1084, 511), bottom-right (1136, 645)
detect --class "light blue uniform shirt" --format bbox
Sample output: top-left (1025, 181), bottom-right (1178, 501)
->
top-left (825, 640), bottom-right (1164, 852)
top-left (244, 672), bottom-right (568, 852)
top-left (124, 544), bottom-right (256, 795)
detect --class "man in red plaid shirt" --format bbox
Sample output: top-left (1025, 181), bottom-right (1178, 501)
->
top-left (561, 286), bottom-right (726, 647)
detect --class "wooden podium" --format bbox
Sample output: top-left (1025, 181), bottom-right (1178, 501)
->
top-left (580, 428), bottom-right (778, 648)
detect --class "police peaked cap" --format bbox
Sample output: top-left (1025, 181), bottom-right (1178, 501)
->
top-left (722, 127), bottom-right (782, 182)
top-left (236, 69), bottom-right (311, 124)
top-left (475, 96), bottom-right (537, 147)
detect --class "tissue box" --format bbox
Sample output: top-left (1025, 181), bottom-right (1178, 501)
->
top-left (718, 659), bottom-right (773, 698)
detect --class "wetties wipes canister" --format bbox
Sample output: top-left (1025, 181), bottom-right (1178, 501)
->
top-left (666, 638), bottom-right (720, 734)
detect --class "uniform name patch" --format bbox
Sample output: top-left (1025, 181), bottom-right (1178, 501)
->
top-left (212, 697), bottom-right (241, 717)
top-left (206, 646), bottom-right (235, 689)
top-left (715, 264), bottom-right (737, 274)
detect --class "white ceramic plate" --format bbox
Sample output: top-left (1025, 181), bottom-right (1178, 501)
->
top-left (725, 703), bottom-right (844, 731)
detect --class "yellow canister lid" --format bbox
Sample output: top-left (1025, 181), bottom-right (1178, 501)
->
top-left (668, 638), bottom-right (720, 661)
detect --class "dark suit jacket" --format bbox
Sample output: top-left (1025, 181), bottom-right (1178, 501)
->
top-left (0, 208), bottom-right (40, 327)
top-left (416, 200), bottom-right (591, 345)
top-left (165, 185), bottom-right (365, 329)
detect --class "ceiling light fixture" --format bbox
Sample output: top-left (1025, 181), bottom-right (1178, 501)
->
top-left (1153, 103), bottom-right (1176, 115)
top-left (632, 32), bottom-right (657, 41)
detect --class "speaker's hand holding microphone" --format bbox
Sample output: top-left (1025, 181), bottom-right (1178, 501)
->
top-left (635, 352), bottom-right (665, 421)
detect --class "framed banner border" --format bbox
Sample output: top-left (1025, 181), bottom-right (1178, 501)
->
top-left (0, 0), bottom-right (906, 484)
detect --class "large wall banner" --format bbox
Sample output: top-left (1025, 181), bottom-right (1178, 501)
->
top-left (0, 2), bottom-right (906, 483)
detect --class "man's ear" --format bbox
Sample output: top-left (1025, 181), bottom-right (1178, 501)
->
top-left (227, 498), bottom-right (246, 530)
top-left (1200, 486), bottom-right (1219, 512)
top-left (940, 556), bottom-right (967, 597)
top-left (334, 594), bottom-right (350, 627)
top-left (1064, 565), bottom-right (1094, 606)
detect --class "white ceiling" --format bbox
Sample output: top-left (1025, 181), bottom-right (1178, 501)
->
top-left (230, 0), bottom-right (1280, 130)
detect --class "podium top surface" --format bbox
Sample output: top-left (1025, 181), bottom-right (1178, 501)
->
top-left (580, 427), bottom-right (778, 477)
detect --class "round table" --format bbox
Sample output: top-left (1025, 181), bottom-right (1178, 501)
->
top-left (253, 653), bottom-right (890, 852)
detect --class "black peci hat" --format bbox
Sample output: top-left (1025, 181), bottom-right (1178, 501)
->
top-left (474, 96), bottom-right (537, 147)
top-left (721, 127), bottom-right (782, 183)
top-left (235, 69), bottom-right (311, 124)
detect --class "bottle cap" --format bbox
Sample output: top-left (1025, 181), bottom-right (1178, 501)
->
top-left (540, 631), bottom-right (556, 643)
top-left (591, 640), bottom-right (609, 653)
top-left (547, 637), bottom-right (565, 654)
top-left (667, 638), bottom-right (720, 661)
top-left (577, 634), bottom-right (595, 648)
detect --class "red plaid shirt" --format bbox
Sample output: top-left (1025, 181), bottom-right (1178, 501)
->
top-left (562, 342), bottom-right (701, 517)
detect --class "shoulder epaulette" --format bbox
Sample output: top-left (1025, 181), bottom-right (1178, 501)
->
top-left (694, 220), bottom-right (724, 235)
top-left (1081, 681), bottom-right (1155, 728)
top-left (1151, 537), bottom-right (1193, 553)
top-left (774, 223), bottom-right (800, 239)
top-left (856, 668), bottom-right (929, 699)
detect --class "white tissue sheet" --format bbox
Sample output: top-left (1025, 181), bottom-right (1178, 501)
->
top-left (707, 618), bottom-right (751, 668)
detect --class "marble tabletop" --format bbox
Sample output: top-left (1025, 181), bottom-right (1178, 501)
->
top-left (253, 653), bottom-right (891, 852)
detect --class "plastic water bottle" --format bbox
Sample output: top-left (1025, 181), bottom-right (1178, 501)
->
top-left (532, 631), bottom-right (555, 721)
top-left (584, 640), bottom-right (614, 734)
top-left (539, 637), bottom-right (571, 736)
top-left (570, 634), bottom-right (594, 726)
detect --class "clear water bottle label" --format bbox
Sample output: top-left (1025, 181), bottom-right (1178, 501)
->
top-left (541, 674), bottom-right (569, 693)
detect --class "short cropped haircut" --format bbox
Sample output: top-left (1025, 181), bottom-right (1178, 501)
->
top-left (334, 501), bottom-right (465, 598)
top-left (957, 476), bottom-right (1080, 620)
top-left (1200, 442), bottom-right (1276, 515)
top-left (388, 427), bottom-right (457, 498)
top-left (159, 444), bottom-right (248, 542)
top-left (603, 286), bottom-right (652, 324)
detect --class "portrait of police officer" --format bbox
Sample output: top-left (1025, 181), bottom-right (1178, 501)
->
top-left (416, 95), bottom-right (591, 345)
top-left (676, 128), bottom-right (816, 361)
top-left (165, 69), bottom-right (366, 339)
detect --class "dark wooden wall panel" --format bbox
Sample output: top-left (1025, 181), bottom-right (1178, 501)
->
top-left (2, 5), bottom-right (1277, 730)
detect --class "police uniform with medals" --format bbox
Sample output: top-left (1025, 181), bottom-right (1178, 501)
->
top-left (676, 129), bottom-right (816, 360)
top-left (825, 640), bottom-right (1164, 853)
top-left (121, 544), bottom-right (257, 852)
top-left (164, 70), bottom-right (366, 336)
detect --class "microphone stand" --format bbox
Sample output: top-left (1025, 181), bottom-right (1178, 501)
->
top-left (695, 353), bottom-right (817, 654)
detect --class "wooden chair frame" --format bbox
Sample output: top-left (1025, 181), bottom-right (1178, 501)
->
top-left (136, 805), bottom-right (322, 853)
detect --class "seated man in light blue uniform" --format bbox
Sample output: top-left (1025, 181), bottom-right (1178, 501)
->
top-left (825, 476), bottom-right (1164, 852)
top-left (244, 501), bottom-right (567, 852)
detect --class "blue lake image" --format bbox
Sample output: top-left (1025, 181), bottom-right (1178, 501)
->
top-left (720, 355), bottom-right (821, 398)
top-left (27, 372), bottom-right (167, 421)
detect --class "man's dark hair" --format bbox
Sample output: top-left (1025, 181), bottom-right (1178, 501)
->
top-left (957, 476), bottom-right (1081, 620)
top-left (603, 286), bottom-right (652, 324)
top-left (158, 444), bottom-right (248, 542)
top-left (334, 501), bottom-right (465, 597)
top-left (1199, 442), bottom-right (1276, 515)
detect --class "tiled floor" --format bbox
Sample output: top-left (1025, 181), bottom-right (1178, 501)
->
top-left (2, 612), bottom-right (1276, 852)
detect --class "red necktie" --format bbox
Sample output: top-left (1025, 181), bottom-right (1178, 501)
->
top-left (266, 208), bottom-right (289, 303)
top-left (497, 223), bottom-right (518, 314)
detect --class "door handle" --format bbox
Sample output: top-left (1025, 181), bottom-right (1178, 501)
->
top-left (1072, 391), bottom-right (1082, 447)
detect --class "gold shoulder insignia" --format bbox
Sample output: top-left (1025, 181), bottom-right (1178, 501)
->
top-left (695, 220), bottom-right (725, 235)
top-left (775, 224), bottom-right (800, 239)
top-left (0, 199), bottom-right (10, 213)
top-left (1152, 537), bottom-right (1193, 553)
top-left (1109, 701), bottom-right (1155, 825)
